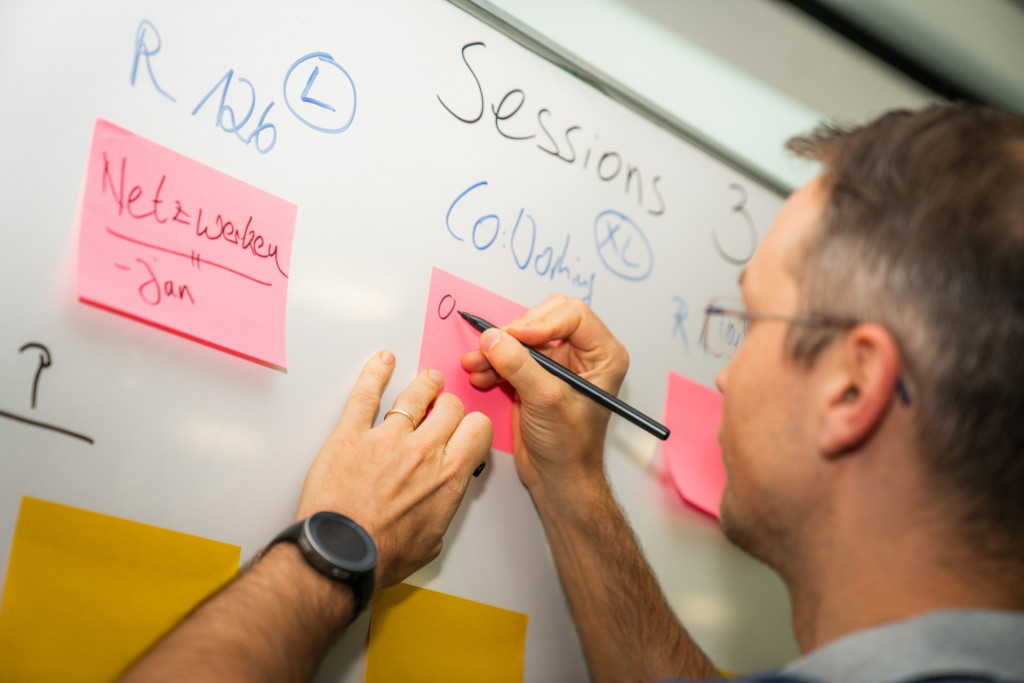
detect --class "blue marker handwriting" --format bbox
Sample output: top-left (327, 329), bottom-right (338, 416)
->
top-left (671, 296), bottom-right (690, 353)
top-left (283, 53), bottom-right (357, 134)
top-left (132, 20), bottom-right (176, 103)
top-left (446, 181), bottom-right (596, 305)
top-left (594, 209), bottom-right (653, 282)
top-left (131, 20), bottom-right (357, 155)
top-left (192, 70), bottom-right (278, 154)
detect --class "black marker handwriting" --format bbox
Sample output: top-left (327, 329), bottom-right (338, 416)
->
top-left (438, 294), bottom-right (456, 320)
top-left (18, 342), bottom-right (51, 409)
top-left (0, 409), bottom-right (94, 445)
top-left (437, 41), bottom-right (667, 217)
top-left (1, 343), bottom-right (93, 445)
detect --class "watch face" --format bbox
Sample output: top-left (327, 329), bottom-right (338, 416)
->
top-left (308, 513), bottom-right (376, 571)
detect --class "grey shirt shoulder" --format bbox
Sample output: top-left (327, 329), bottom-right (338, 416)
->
top-left (782, 609), bottom-right (1024, 683)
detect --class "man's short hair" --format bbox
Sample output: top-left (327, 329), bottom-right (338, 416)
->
top-left (786, 104), bottom-right (1024, 565)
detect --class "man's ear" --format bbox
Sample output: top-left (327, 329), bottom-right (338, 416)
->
top-left (818, 323), bottom-right (902, 459)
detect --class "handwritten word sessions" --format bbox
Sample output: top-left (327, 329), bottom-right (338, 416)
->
top-left (99, 153), bottom-right (289, 280)
top-left (437, 42), bottom-right (667, 218)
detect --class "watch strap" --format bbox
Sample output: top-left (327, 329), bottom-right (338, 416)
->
top-left (270, 514), bottom-right (376, 616)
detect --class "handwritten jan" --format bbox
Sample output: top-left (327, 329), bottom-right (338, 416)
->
top-left (77, 118), bottom-right (297, 367)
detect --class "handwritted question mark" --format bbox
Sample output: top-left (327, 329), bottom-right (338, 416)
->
top-left (18, 342), bottom-right (51, 409)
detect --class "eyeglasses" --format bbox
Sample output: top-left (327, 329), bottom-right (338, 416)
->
top-left (701, 298), bottom-right (912, 404)
top-left (701, 298), bottom-right (859, 358)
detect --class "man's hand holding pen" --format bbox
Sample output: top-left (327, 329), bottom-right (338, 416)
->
top-left (461, 294), bottom-right (629, 494)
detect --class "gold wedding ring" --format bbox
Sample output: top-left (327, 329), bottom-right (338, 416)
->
top-left (385, 408), bottom-right (417, 429)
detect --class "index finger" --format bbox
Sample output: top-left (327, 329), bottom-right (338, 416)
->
top-left (337, 350), bottom-right (396, 432)
top-left (507, 295), bottom-right (615, 354)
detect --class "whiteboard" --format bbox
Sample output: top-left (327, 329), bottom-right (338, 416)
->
top-left (0, 1), bottom-right (798, 679)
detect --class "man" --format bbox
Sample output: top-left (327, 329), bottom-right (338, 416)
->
top-left (124, 104), bottom-right (1024, 682)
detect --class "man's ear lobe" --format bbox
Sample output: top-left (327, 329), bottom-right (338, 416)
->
top-left (818, 323), bottom-right (902, 459)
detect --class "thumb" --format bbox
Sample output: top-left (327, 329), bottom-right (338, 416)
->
top-left (479, 328), bottom-right (551, 396)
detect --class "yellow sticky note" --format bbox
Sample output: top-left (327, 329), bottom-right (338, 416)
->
top-left (367, 583), bottom-right (528, 683)
top-left (0, 497), bottom-right (240, 682)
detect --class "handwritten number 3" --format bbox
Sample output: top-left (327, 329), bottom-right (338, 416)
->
top-left (712, 183), bottom-right (758, 266)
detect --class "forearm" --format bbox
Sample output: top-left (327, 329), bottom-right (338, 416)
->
top-left (120, 543), bottom-right (356, 683)
top-left (531, 475), bottom-right (721, 683)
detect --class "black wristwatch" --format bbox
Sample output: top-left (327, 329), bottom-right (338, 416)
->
top-left (270, 512), bottom-right (377, 615)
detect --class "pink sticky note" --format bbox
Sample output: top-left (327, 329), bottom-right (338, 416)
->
top-left (662, 372), bottom-right (726, 518)
top-left (419, 268), bottom-right (527, 454)
top-left (77, 119), bottom-right (296, 368)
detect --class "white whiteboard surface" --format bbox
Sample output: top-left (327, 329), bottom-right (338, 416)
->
top-left (0, 1), bottom-right (798, 679)
top-left (483, 0), bottom-right (825, 191)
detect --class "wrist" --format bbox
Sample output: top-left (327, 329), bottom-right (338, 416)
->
top-left (259, 543), bottom-right (359, 626)
top-left (528, 467), bottom-right (614, 523)
top-left (268, 512), bottom-right (378, 617)
top-left (519, 435), bottom-right (609, 496)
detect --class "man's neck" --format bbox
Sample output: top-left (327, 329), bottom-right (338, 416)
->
top-left (786, 500), bottom-right (1024, 654)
